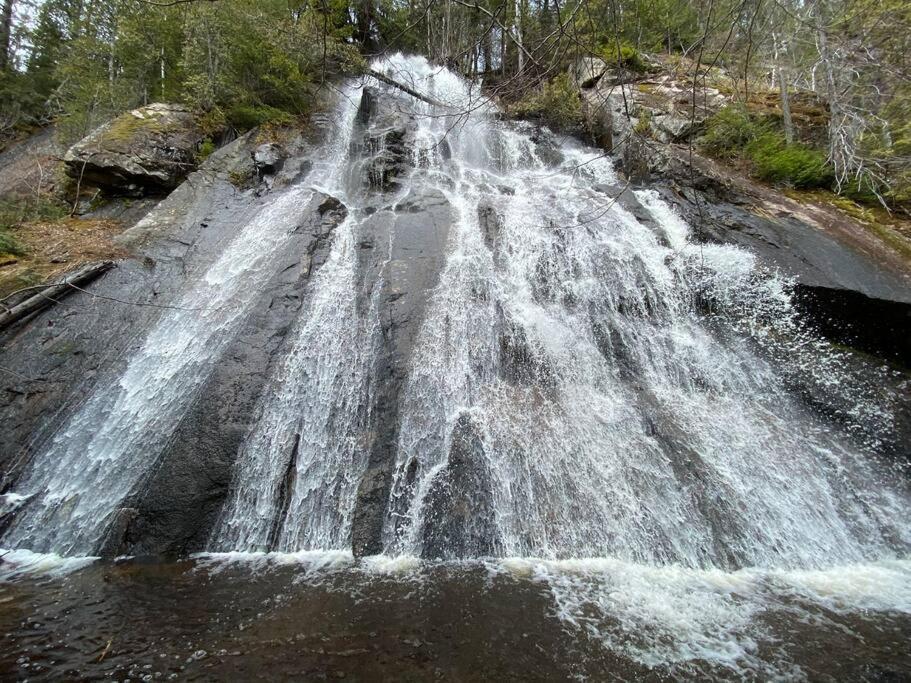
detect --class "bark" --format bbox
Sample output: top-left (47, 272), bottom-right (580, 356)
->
top-left (779, 67), bottom-right (794, 144)
top-left (367, 68), bottom-right (446, 107)
top-left (0, 0), bottom-right (14, 72)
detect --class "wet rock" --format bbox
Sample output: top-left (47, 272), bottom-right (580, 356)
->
top-left (477, 200), bottom-right (502, 253)
top-left (420, 413), bottom-right (502, 559)
top-left (127, 192), bottom-right (347, 557)
top-left (98, 507), bottom-right (138, 556)
top-left (253, 143), bottom-right (285, 177)
top-left (351, 187), bottom-right (453, 557)
top-left (64, 103), bottom-right (205, 197)
top-left (0, 115), bottom-right (338, 556)
top-left (355, 87), bottom-right (415, 193)
top-left (497, 308), bottom-right (557, 393)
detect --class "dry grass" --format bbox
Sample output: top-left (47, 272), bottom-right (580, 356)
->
top-left (0, 217), bottom-right (128, 299)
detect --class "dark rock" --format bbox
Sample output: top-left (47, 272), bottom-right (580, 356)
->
top-left (419, 412), bottom-right (502, 559)
top-left (477, 200), bottom-right (502, 253)
top-left (64, 103), bottom-right (205, 197)
top-left (351, 187), bottom-right (453, 557)
top-left (353, 87), bottom-right (415, 193)
top-left (98, 507), bottom-right (138, 556)
top-left (0, 117), bottom-right (339, 557)
top-left (124, 192), bottom-right (347, 557)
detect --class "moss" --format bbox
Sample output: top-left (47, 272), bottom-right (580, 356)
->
top-left (228, 167), bottom-right (254, 188)
top-left (787, 189), bottom-right (911, 262)
top-left (103, 110), bottom-right (173, 142)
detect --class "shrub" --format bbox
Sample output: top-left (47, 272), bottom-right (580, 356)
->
top-left (514, 73), bottom-right (583, 131)
top-left (226, 104), bottom-right (296, 131)
top-left (699, 105), bottom-right (764, 159)
top-left (746, 134), bottom-right (833, 188)
top-left (197, 138), bottom-right (217, 162)
top-left (0, 229), bottom-right (25, 256)
top-left (601, 42), bottom-right (648, 72)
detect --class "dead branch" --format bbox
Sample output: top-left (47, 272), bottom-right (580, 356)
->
top-left (0, 261), bottom-right (115, 331)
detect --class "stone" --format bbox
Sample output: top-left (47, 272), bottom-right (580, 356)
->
top-left (252, 143), bottom-right (285, 177)
top-left (419, 412), bottom-right (502, 559)
top-left (571, 57), bottom-right (608, 89)
top-left (64, 103), bottom-right (205, 197)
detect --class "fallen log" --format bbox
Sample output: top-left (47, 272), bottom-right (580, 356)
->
top-left (0, 260), bottom-right (115, 331)
top-left (366, 68), bottom-right (447, 109)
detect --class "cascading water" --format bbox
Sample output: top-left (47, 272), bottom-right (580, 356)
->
top-left (2, 53), bottom-right (909, 678)
top-left (0, 90), bottom-right (360, 555)
top-left (212, 84), bottom-right (379, 552)
top-left (368, 56), bottom-right (909, 569)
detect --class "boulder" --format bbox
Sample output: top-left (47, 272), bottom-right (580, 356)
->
top-left (64, 103), bottom-right (205, 197)
top-left (571, 57), bottom-right (608, 88)
top-left (252, 142), bottom-right (285, 177)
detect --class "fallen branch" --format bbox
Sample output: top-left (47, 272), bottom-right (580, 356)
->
top-left (366, 69), bottom-right (446, 109)
top-left (0, 261), bottom-right (115, 331)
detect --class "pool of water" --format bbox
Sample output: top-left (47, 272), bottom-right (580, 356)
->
top-left (1, 553), bottom-right (909, 681)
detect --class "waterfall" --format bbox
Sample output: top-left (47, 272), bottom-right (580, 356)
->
top-left (3, 55), bottom-right (908, 576)
top-left (0, 90), bottom-right (360, 555)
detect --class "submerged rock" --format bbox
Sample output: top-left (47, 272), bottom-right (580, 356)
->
top-left (64, 103), bottom-right (204, 197)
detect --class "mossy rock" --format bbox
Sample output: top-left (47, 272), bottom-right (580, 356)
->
top-left (63, 103), bottom-right (205, 197)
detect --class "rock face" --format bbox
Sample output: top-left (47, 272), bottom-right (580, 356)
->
top-left (419, 413), bottom-right (502, 559)
top-left (0, 116), bottom-right (334, 556)
top-left (355, 86), bottom-right (414, 192)
top-left (349, 87), bottom-right (454, 557)
top-left (64, 103), bottom-right (205, 197)
top-left (577, 58), bottom-right (729, 174)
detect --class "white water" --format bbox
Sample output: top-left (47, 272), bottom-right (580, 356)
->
top-left (0, 93), bottom-right (359, 555)
top-left (213, 85), bottom-right (377, 551)
top-left (2, 53), bottom-right (909, 676)
top-left (373, 55), bottom-right (909, 569)
top-left (190, 549), bottom-right (911, 677)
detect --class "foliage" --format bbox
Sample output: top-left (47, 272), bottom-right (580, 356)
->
top-left (700, 106), bottom-right (766, 160)
top-left (0, 227), bottom-right (24, 255)
top-left (701, 106), bottom-right (833, 189)
top-left (0, 195), bottom-right (69, 256)
top-left (601, 43), bottom-right (648, 72)
top-left (746, 134), bottom-right (833, 188)
top-left (196, 137), bottom-right (216, 162)
top-left (514, 73), bottom-right (583, 131)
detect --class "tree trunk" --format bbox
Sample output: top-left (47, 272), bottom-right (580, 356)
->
top-left (0, 261), bottom-right (115, 332)
top-left (779, 67), bottom-right (794, 144)
top-left (0, 0), bottom-right (14, 72)
top-left (814, 0), bottom-right (845, 184)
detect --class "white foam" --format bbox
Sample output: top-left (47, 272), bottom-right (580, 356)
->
top-left (487, 556), bottom-right (911, 674)
top-left (0, 548), bottom-right (97, 581)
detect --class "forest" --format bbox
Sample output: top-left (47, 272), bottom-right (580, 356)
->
top-left (0, 0), bottom-right (910, 209)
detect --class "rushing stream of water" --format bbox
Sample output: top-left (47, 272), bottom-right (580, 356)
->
top-left (1, 54), bottom-right (909, 678)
